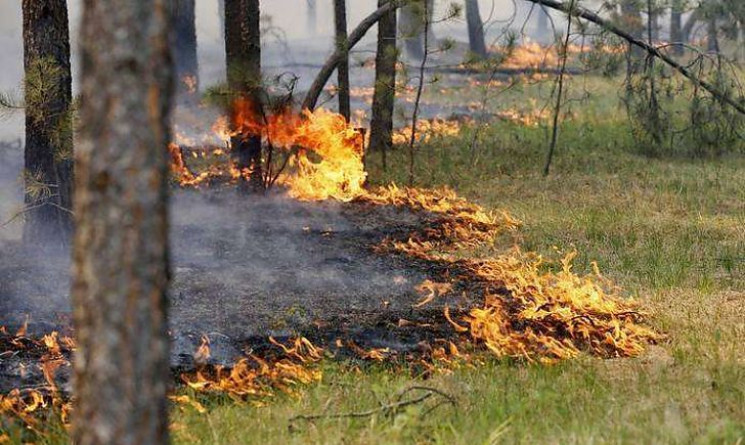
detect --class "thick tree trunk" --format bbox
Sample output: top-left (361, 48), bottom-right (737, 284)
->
top-left (465, 0), bottom-right (487, 58)
top-left (224, 0), bottom-right (263, 192)
top-left (21, 0), bottom-right (73, 247)
top-left (171, 0), bottom-right (199, 101)
top-left (369, 0), bottom-right (398, 170)
top-left (334, 0), bottom-right (351, 121)
top-left (73, 0), bottom-right (173, 444)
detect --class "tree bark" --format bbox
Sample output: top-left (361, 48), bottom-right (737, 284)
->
top-left (21, 0), bottom-right (73, 247)
top-left (171, 0), bottom-right (199, 101)
top-left (465, 0), bottom-right (487, 58)
top-left (334, 0), bottom-right (351, 121)
top-left (224, 0), bottom-right (263, 192)
top-left (369, 0), bottom-right (398, 170)
top-left (73, 0), bottom-right (173, 444)
top-left (303, 0), bottom-right (401, 111)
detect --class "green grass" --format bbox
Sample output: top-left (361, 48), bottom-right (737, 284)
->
top-left (171, 84), bottom-right (745, 444)
top-left (3, 75), bottom-right (745, 444)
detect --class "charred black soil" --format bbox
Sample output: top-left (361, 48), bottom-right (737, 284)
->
top-left (0, 187), bottom-right (481, 390)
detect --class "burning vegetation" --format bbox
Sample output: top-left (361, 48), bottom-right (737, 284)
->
top-left (1, 102), bottom-right (660, 429)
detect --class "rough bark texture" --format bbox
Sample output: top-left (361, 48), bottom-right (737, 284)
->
top-left (334, 0), bottom-right (351, 121)
top-left (21, 0), bottom-right (74, 246)
top-left (465, 0), bottom-right (487, 58)
top-left (303, 0), bottom-right (401, 111)
top-left (369, 0), bottom-right (398, 169)
top-left (224, 0), bottom-right (263, 192)
top-left (171, 0), bottom-right (199, 100)
top-left (73, 0), bottom-right (173, 444)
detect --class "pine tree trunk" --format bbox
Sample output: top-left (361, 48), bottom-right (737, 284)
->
top-left (334, 0), bottom-right (351, 121)
top-left (21, 0), bottom-right (73, 247)
top-left (670, 1), bottom-right (683, 56)
top-left (72, 0), bottom-right (173, 444)
top-left (224, 0), bottom-right (263, 192)
top-left (707, 18), bottom-right (720, 53)
top-left (465, 0), bottom-right (487, 58)
top-left (621, 0), bottom-right (643, 75)
top-left (369, 0), bottom-right (398, 170)
top-left (172, 0), bottom-right (199, 101)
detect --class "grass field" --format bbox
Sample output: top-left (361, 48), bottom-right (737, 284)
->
top-left (167, 83), bottom-right (744, 444)
top-left (3, 75), bottom-right (745, 444)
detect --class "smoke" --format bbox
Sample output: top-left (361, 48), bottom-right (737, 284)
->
top-left (0, 179), bottom-right (425, 341)
top-left (169, 190), bottom-right (423, 339)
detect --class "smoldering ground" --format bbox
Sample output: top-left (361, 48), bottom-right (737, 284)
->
top-left (1, 150), bottom-right (471, 355)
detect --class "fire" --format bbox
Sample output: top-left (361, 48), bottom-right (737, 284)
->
top-left (180, 337), bottom-right (323, 400)
top-left (370, 187), bottom-right (660, 363)
top-left (0, 327), bottom-right (74, 431)
top-left (173, 100), bottom-right (367, 202)
top-left (391, 118), bottom-right (467, 145)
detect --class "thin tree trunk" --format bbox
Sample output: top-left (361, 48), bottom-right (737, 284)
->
top-left (225, 0), bottom-right (263, 192)
top-left (544, 0), bottom-right (574, 176)
top-left (621, 0), bottom-right (643, 75)
top-left (408, 0), bottom-right (429, 186)
top-left (172, 0), bottom-right (199, 101)
top-left (21, 0), bottom-right (73, 247)
top-left (303, 0), bottom-right (401, 111)
top-left (73, 0), bottom-right (173, 443)
top-left (670, 0), bottom-right (683, 56)
top-left (369, 0), bottom-right (398, 171)
top-left (707, 18), bottom-right (720, 53)
top-left (522, 0), bottom-right (745, 117)
top-left (334, 0), bottom-right (351, 121)
top-left (465, 0), bottom-right (487, 58)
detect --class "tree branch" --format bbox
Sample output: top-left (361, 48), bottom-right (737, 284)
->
top-left (302, 0), bottom-right (402, 111)
top-left (523, 0), bottom-right (745, 116)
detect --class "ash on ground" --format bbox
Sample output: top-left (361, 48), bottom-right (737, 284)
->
top-left (1, 187), bottom-right (475, 369)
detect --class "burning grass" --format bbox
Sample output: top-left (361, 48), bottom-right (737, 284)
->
top-left (1, 105), bottom-right (661, 434)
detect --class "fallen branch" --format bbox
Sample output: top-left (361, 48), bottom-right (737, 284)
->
top-left (288, 386), bottom-right (456, 423)
top-left (302, 0), bottom-right (403, 111)
top-left (523, 0), bottom-right (745, 116)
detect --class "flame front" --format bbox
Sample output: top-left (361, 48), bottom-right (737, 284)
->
top-left (197, 99), bottom-right (367, 202)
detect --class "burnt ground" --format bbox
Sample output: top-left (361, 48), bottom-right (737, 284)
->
top-left (0, 186), bottom-right (480, 391)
